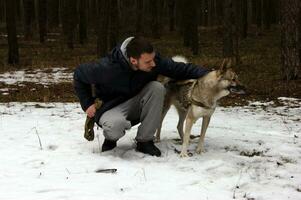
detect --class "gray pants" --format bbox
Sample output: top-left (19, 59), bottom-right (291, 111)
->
top-left (99, 81), bottom-right (166, 142)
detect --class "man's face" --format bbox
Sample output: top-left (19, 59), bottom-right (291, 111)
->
top-left (130, 52), bottom-right (156, 72)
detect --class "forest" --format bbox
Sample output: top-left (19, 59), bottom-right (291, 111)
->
top-left (0, 0), bottom-right (300, 103)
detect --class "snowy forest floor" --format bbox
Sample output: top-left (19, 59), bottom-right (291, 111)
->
top-left (0, 99), bottom-right (300, 200)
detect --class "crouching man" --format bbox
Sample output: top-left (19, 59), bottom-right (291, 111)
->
top-left (73, 36), bottom-right (209, 157)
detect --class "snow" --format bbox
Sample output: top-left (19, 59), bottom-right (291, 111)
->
top-left (0, 68), bottom-right (72, 86)
top-left (0, 100), bottom-right (300, 200)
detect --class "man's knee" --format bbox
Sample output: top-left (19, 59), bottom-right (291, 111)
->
top-left (146, 81), bottom-right (166, 96)
top-left (101, 118), bottom-right (131, 140)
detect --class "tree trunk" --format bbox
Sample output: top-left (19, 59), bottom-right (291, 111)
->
top-left (190, 0), bottom-right (199, 55)
top-left (223, 0), bottom-right (234, 58)
top-left (136, 0), bottom-right (144, 34)
top-left (79, 0), bottom-right (88, 44)
top-left (62, 0), bottom-right (77, 49)
top-left (299, 4), bottom-right (301, 66)
top-left (151, 0), bottom-right (160, 38)
top-left (168, 0), bottom-right (176, 31)
top-left (263, 0), bottom-right (271, 29)
top-left (280, 0), bottom-right (300, 80)
top-left (182, 0), bottom-right (190, 47)
top-left (256, 0), bottom-right (262, 30)
top-left (202, 0), bottom-right (208, 27)
top-left (38, 0), bottom-right (47, 43)
top-left (5, 0), bottom-right (19, 65)
top-left (97, 0), bottom-right (109, 57)
top-left (175, 0), bottom-right (184, 34)
top-left (234, 0), bottom-right (241, 64)
top-left (109, 0), bottom-right (119, 49)
top-left (48, 0), bottom-right (59, 30)
top-left (241, 0), bottom-right (248, 38)
top-left (182, 0), bottom-right (199, 54)
top-left (23, 0), bottom-right (35, 40)
top-left (0, 0), bottom-right (5, 23)
top-left (88, 0), bottom-right (98, 33)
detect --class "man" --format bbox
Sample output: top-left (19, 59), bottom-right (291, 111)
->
top-left (73, 36), bottom-right (209, 157)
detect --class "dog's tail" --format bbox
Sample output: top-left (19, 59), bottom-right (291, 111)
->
top-left (157, 56), bottom-right (188, 85)
top-left (172, 55), bottom-right (188, 64)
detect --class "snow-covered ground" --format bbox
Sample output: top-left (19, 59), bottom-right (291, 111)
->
top-left (0, 99), bottom-right (300, 200)
top-left (0, 68), bottom-right (72, 86)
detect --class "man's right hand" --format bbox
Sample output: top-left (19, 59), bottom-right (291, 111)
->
top-left (86, 104), bottom-right (96, 118)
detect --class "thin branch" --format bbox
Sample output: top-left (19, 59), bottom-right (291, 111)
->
top-left (34, 127), bottom-right (43, 150)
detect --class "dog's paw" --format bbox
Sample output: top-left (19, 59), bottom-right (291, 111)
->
top-left (196, 148), bottom-right (206, 154)
top-left (180, 151), bottom-right (193, 157)
top-left (180, 152), bottom-right (189, 157)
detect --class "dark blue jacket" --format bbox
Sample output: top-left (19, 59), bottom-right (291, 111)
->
top-left (73, 45), bottom-right (209, 124)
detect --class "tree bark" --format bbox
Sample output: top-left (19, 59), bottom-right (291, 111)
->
top-left (241, 0), bottom-right (248, 38)
top-left (136, 0), bottom-right (144, 34)
top-left (182, 0), bottom-right (199, 54)
top-left (38, 0), bottom-right (47, 43)
top-left (0, 0), bottom-right (5, 23)
top-left (168, 0), bottom-right (176, 31)
top-left (109, 0), bottom-right (119, 49)
top-left (97, 0), bottom-right (109, 57)
top-left (151, 0), bottom-right (160, 38)
top-left (223, 0), bottom-right (234, 58)
top-left (255, 0), bottom-right (262, 30)
top-left (48, 0), bottom-right (59, 30)
top-left (280, 0), bottom-right (300, 80)
top-left (190, 0), bottom-right (199, 55)
top-left (263, 0), bottom-right (271, 29)
top-left (5, 0), bottom-right (19, 65)
top-left (79, 0), bottom-right (88, 44)
top-left (62, 0), bottom-right (77, 49)
top-left (23, 0), bottom-right (35, 40)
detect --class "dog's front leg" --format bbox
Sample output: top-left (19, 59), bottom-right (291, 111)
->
top-left (196, 116), bottom-right (211, 154)
top-left (180, 114), bottom-right (195, 157)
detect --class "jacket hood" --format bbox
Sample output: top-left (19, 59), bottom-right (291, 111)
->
top-left (110, 37), bottom-right (135, 66)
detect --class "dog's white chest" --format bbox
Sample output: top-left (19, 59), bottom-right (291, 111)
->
top-left (191, 105), bottom-right (215, 118)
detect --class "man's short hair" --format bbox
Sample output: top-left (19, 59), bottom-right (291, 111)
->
top-left (126, 37), bottom-right (154, 59)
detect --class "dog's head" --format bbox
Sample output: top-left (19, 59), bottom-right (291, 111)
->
top-left (200, 59), bottom-right (246, 97)
top-left (215, 59), bottom-right (246, 95)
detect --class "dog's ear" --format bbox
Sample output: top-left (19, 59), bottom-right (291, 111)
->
top-left (219, 58), bottom-right (232, 73)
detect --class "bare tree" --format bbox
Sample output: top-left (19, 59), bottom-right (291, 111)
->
top-left (280, 0), bottom-right (300, 80)
top-left (79, 0), bottom-right (88, 44)
top-left (109, 0), bottom-right (119, 49)
top-left (223, 0), bottom-right (234, 58)
top-left (136, 0), bottom-right (144, 34)
top-left (151, 0), bottom-right (160, 38)
top-left (5, 0), bottom-right (19, 65)
top-left (48, 0), bottom-right (59, 30)
top-left (168, 0), bottom-right (176, 31)
top-left (182, 0), bottom-right (199, 55)
top-left (97, 0), bottom-right (109, 57)
top-left (62, 0), bottom-right (77, 49)
top-left (38, 0), bottom-right (47, 43)
top-left (241, 0), bottom-right (248, 39)
top-left (0, 0), bottom-right (5, 23)
top-left (23, 0), bottom-right (35, 40)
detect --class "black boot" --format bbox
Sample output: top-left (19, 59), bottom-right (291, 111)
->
top-left (102, 139), bottom-right (117, 152)
top-left (136, 141), bottom-right (161, 157)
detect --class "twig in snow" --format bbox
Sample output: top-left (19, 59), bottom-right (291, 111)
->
top-left (95, 168), bottom-right (117, 173)
top-left (96, 134), bottom-right (102, 155)
top-left (34, 127), bottom-right (43, 150)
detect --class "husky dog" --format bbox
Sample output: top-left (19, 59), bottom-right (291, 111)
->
top-left (156, 57), bottom-right (246, 157)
